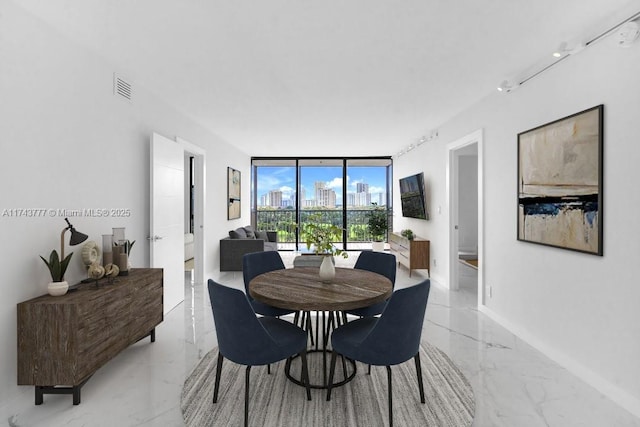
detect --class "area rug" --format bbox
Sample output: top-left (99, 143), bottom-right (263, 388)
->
top-left (181, 342), bottom-right (474, 426)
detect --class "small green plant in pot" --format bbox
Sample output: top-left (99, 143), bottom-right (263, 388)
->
top-left (40, 249), bottom-right (73, 296)
top-left (401, 229), bottom-right (415, 240)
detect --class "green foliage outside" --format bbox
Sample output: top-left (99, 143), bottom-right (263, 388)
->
top-left (257, 206), bottom-right (388, 244)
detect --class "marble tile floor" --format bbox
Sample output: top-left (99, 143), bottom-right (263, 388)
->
top-left (3, 252), bottom-right (639, 426)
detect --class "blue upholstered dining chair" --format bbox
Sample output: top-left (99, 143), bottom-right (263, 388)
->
top-left (242, 251), bottom-right (296, 318)
top-left (344, 251), bottom-right (397, 318)
top-left (326, 279), bottom-right (431, 427)
top-left (208, 280), bottom-right (311, 427)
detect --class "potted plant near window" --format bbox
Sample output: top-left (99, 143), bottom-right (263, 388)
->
top-left (303, 213), bottom-right (348, 282)
top-left (40, 249), bottom-right (73, 296)
top-left (366, 203), bottom-right (388, 252)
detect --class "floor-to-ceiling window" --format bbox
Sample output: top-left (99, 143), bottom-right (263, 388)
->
top-left (252, 157), bottom-right (392, 251)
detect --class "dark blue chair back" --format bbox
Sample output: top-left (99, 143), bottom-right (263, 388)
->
top-left (208, 279), bottom-right (279, 365)
top-left (242, 251), bottom-right (286, 301)
top-left (345, 251), bottom-right (397, 317)
top-left (357, 280), bottom-right (430, 366)
top-left (354, 251), bottom-right (397, 287)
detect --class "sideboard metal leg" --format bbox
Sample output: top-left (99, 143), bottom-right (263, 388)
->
top-left (35, 387), bottom-right (43, 405)
top-left (72, 386), bottom-right (81, 405)
top-left (150, 328), bottom-right (156, 343)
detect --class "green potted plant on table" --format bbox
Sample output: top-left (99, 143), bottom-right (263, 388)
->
top-left (303, 213), bottom-right (348, 282)
top-left (40, 249), bottom-right (73, 296)
top-left (401, 229), bottom-right (415, 240)
top-left (366, 203), bottom-right (388, 252)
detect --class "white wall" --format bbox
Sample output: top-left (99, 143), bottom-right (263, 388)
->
top-left (393, 31), bottom-right (640, 415)
top-left (393, 144), bottom-right (448, 284)
top-left (0, 1), bottom-right (249, 405)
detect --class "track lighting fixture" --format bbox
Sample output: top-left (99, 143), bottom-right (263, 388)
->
top-left (395, 130), bottom-right (438, 158)
top-left (497, 11), bottom-right (639, 94)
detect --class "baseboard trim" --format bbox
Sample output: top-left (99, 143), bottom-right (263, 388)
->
top-left (479, 305), bottom-right (640, 419)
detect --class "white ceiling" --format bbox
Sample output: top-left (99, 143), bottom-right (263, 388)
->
top-left (16, 0), bottom-right (639, 157)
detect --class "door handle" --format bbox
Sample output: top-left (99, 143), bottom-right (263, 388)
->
top-left (147, 235), bottom-right (164, 241)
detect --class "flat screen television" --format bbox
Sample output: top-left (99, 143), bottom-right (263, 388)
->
top-left (399, 172), bottom-right (428, 220)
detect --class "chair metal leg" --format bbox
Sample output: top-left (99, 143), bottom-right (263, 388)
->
top-left (414, 353), bottom-right (426, 403)
top-left (244, 366), bottom-right (252, 427)
top-left (213, 353), bottom-right (224, 403)
top-left (326, 351), bottom-right (338, 401)
top-left (267, 364), bottom-right (271, 374)
top-left (386, 366), bottom-right (393, 427)
top-left (367, 364), bottom-right (371, 375)
top-left (300, 348), bottom-right (312, 401)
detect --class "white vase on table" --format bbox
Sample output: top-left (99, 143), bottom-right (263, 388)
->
top-left (319, 255), bottom-right (335, 283)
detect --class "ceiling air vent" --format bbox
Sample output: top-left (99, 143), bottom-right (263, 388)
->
top-left (113, 73), bottom-right (132, 102)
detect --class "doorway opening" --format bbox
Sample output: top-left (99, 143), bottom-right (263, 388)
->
top-left (178, 137), bottom-right (206, 286)
top-left (447, 130), bottom-right (483, 307)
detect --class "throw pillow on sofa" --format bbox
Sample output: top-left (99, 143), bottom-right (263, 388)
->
top-left (229, 228), bottom-right (247, 239)
top-left (255, 230), bottom-right (268, 241)
top-left (243, 225), bottom-right (256, 238)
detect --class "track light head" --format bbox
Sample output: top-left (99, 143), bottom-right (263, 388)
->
top-left (497, 80), bottom-right (518, 93)
top-left (617, 20), bottom-right (640, 47)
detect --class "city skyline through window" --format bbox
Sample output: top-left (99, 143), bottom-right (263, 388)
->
top-left (257, 165), bottom-right (387, 208)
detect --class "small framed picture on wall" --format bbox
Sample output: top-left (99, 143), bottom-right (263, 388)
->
top-left (228, 167), bottom-right (241, 220)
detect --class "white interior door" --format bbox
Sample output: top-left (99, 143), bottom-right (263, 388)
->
top-left (151, 132), bottom-right (185, 314)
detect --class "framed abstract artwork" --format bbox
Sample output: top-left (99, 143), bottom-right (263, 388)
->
top-left (517, 105), bottom-right (603, 255)
top-left (227, 167), bottom-right (241, 220)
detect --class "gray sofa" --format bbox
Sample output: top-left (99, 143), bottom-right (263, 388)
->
top-left (220, 225), bottom-right (278, 271)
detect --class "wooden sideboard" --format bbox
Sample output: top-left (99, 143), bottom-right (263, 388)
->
top-left (389, 232), bottom-right (430, 277)
top-left (17, 268), bottom-right (163, 405)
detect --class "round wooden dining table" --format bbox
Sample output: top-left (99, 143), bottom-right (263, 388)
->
top-left (248, 266), bottom-right (393, 312)
top-left (249, 266), bottom-right (393, 389)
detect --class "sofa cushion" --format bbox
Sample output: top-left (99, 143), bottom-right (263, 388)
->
top-left (255, 230), bottom-right (268, 240)
top-left (243, 225), bottom-right (256, 238)
top-left (229, 228), bottom-right (246, 239)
